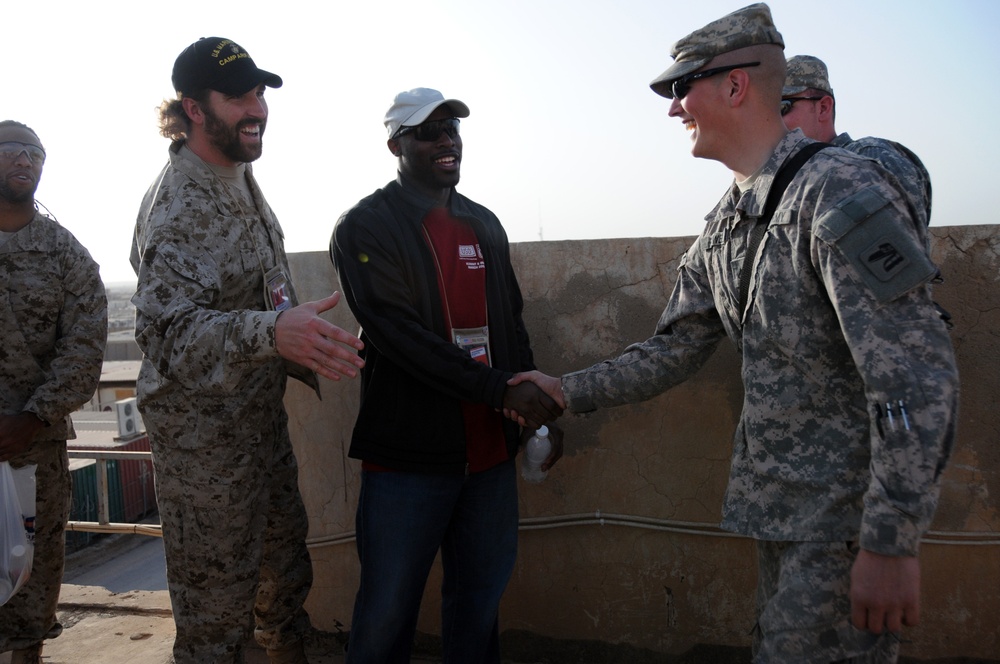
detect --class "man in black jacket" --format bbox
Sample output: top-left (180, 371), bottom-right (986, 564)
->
top-left (330, 87), bottom-right (562, 664)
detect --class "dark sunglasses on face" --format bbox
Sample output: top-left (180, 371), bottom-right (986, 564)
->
top-left (671, 61), bottom-right (761, 100)
top-left (780, 96), bottom-right (825, 116)
top-left (0, 141), bottom-right (46, 165)
top-left (394, 117), bottom-right (460, 142)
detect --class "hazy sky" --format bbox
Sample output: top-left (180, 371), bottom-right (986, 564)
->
top-left (6, 0), bottom-right (998, 284)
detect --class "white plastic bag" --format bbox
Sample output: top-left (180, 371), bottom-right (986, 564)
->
top-left (0, 461), bottom-right (36, 605)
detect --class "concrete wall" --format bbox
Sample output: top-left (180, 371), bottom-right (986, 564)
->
top-left (284, 225), bottom-right (1000, 661)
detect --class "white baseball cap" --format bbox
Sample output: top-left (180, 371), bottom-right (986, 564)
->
top-left (384, 88), bottom-right (470, 137)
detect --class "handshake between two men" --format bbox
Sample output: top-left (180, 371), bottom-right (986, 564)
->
top-left (501, 370), bottom-right (567, 473)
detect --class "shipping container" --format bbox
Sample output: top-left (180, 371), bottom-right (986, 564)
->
top-left (116, 436), bottom-right (156, 522)
top-left (67, 458), bottom-right (125, 552)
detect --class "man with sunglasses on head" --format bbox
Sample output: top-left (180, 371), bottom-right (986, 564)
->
top-left (131, 37), bottom-right (365, 664)
top-left (509, 4), bottom-right (957, 662)
top-left (0, 121), bottom-right (107, 664)
top-left (781, 55), bottom-right (933, 249)
top-left (331, 87), bottom-right (563, 663)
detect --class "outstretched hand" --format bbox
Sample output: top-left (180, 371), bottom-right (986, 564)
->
top-left (504, 371), bottom-right (565, 427)
top-left (275, 292), bottom-right (365, 382)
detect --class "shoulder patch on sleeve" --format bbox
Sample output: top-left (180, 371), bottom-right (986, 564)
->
top-left (816, 187), bottom-right (937, 303)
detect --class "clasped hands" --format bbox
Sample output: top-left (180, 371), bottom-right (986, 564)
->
top-left (0, 412), bottom-right (45, 462)
top-left (502, 370), bottom-right (565, 428)
top-left (502, 370), bottom-right (567, 471)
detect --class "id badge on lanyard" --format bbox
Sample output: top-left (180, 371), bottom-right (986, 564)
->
top-left (264, 265), bottom-right (293, 313)
top-left (453, 326), bottom-right (491, 366)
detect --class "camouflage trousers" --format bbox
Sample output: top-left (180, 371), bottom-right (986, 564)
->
top-left (0, 441), bottom-right (71, 652)
top-left (148, 414), bottom-right (313, 664)
top-left (753, 540), bottom-right (900, 663)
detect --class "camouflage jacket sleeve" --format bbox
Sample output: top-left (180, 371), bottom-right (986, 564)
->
top-left (130, 153), bottom-right (281, 393)
top-left (561, 238), bottom-right (728, 413)
top-left (7, 214), bottom-right (108, 434)
top-left (808, 158), bottom-right (957, 556)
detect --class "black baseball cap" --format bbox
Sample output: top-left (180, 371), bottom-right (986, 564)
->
top-left (171, 37), bottom-right (282, 97)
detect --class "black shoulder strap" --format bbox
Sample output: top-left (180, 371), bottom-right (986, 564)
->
top-left (737, 142), bottom-right (830, 319)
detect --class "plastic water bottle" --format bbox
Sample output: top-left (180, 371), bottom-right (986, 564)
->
top-left (521, 426), bottom-right (552, 483)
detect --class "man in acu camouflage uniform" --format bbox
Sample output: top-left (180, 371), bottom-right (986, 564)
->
top-left (131, 38), bottom-right (365, 664)
top-left (0, 120), bottom-right (107, 664)
top-left (780, 54), bottom-right (933, 246)
top-left (510, 4), bottom-right (958, 662)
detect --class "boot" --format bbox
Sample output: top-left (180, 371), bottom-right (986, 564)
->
top-left (9, 644), bottom-right (42, 664)
top-left (266, 640), bottom-right (308, 664)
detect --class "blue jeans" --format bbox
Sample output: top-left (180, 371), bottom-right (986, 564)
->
top-left (345, 460), bottom-right (518, 664)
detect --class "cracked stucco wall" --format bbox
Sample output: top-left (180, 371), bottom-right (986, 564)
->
top-left (284, 224), bottom-right (998, 660)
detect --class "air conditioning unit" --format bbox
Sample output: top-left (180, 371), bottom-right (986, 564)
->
top-left (115, 397), bottom-right (145, 438)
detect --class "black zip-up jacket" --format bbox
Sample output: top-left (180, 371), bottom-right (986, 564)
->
top-left (330, 178), bottom-right (535, 474)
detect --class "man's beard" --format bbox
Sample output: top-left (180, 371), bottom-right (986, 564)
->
top-left (0, 177), bottom-right (37, 204)
top-left (203, 105), bottom-right (265, 164)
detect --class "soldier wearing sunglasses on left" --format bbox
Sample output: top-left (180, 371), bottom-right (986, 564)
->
top-left (0, 120), bottom-right (108, 664)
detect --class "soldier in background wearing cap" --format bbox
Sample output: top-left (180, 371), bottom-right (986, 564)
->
top-left (0, 121), bottom-right (107, 664)
top-left (331, 88), bottom-right (563, 663)
top-left (131, 37), bottom-right (365, 664)
top-left (781, 54), bottom-right (933, 249)
top-left (509, 4), bottom-right (957, 662)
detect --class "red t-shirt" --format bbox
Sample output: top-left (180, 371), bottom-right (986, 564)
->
top-left (364, 207), bottom-right (508, 473)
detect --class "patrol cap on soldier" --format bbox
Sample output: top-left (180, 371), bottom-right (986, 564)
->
top-left (650, 3), bottom-right (784, 99)
top-left (172, 37), bottom-right (283, 97)
top-left (782, 55), bottom-right (834, 98)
